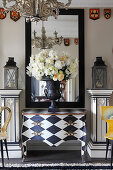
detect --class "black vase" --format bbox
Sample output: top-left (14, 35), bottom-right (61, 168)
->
top-left (44, 79), bottom-right (61, 112)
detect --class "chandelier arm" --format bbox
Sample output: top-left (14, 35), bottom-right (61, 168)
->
top-left (2, 0), bottom-right (71, 22)
top-left (33, 32), bottom-right (63, 49)
top-left (2, 0), bottom-right (20, 11)
top-left (62, 0), bottom-right (72, 9)
top-left (40, 0), bottom-right (71, 19)
top-left (32, 18), bottom-right (64, 49)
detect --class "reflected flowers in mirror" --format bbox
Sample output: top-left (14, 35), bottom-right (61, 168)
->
top-left (26, 50), bottom-right (78, 81)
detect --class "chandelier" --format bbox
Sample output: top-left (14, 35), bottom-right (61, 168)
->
top-left (32, 21), bottom-right (63, 49)
top-left (2, 0), bottom-right (72, 22)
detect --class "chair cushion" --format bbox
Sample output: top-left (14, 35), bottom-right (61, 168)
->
top-left (104, 119), bottom-right (113, 140)
top-left (0, 136), bottom-right (7, 140)
top-left (105, 133), bottom-right (113, 139)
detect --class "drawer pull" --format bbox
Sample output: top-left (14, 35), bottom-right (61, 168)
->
top-left (32, 120), bottom-right (43, 126)
top-left (64, 120), bottom-right (76, 126)
top-left (65, 131), bottom-right (76, 136)
top-left (32, 130), bottom-right (43, 136)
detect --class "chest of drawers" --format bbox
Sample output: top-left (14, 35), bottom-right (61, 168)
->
top-left (21, 109), bottom-right (86, 159)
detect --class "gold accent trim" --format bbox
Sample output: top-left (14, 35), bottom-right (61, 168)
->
top-left (65, 131), bottom-right (76, 136)
top-left (32, 130), bottom-right (43, 136)
top-left (32, 120), bottom-right (43, 126)
top-left (64, 120), bottom-right (77, 126)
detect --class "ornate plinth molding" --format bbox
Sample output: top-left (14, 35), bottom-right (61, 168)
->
top-left (87, 89), bottom-right (113, 158)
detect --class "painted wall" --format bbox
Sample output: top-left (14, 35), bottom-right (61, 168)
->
top-left (0, 8), bottom-right (113, 149)
top-left (85, 9), bottom-right (113, 133)
top-left (85, 9), bottom-right (113, 90)
top-left (0, 14), bottom-right (25, 110)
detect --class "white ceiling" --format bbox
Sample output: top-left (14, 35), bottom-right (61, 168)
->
top-left (0, 0), bottom-right (113, 8)
top-left (65, 0), bottom-right (113, 7)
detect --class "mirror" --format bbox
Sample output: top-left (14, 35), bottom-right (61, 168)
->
top-left (25, 9), bottom-right (85, 108)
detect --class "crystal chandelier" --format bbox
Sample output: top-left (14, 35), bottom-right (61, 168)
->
top-left (32, 21), bottom-right (63, 49)
top-left (2, 0), bottom-right (72, 22)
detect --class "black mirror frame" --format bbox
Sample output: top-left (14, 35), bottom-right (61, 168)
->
top-left (25, 9), bottom-right (85, 108)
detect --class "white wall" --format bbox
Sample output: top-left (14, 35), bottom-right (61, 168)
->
top-left (0, 13), bottom-right (25, 110)
top-left (85, 8), bottom-right (113, 139)
top-left (85, 8), bottom-right (113, 90)
top-left (0, 8), bottom-right (113, 144)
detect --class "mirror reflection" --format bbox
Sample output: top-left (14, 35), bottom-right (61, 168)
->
top-left (31, 15), bottom-right (79, 102)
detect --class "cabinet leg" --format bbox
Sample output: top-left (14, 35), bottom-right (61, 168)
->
top-left (22, 155), bottom-right (26, 162)
top-left (81, 154), bottom-right (85, 163)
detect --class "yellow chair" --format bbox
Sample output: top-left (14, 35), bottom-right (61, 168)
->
top-left (0, 106), bottom-right (12, 167)
top-left (101, 106), bottom-right (113, 167)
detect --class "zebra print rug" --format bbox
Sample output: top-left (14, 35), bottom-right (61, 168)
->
top-left (0, 162), bottom-right (112, 170)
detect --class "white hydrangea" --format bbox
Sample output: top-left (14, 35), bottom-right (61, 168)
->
top-left (49, 50), bottom-right (59, 60)
top-left (44, 68), bottom-right (51, 76)
top-left (55, 60), bottom-right (64, 69)
top-left (26, 49), bottom-right (78, 81)
top-left (38, 62), bottom-right (45, 69)
top-left (46, 58), bottom-right (54, 65)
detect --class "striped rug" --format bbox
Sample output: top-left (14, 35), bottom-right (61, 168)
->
top-left (0, 163), bottom-right (112, 170)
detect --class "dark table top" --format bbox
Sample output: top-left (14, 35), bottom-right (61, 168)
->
top-left (22, 108), bottom-right (87, 115)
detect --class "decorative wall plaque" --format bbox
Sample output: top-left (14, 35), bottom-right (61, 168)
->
top-left (0, 8), bottom-right (7, 19)
top-left (89, 9), bottom-right (100, 20)
top-left (64, 38), bottom-right (70, 46)
top-left (10, 10), bottom-right (20, 22)
top-left (104, 9), bottom-right (111, 19)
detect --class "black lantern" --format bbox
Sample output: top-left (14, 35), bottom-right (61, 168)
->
top-left (92, 57), bottom-right (107, 89)
top-left (4, 57), bottom-right (18, 89)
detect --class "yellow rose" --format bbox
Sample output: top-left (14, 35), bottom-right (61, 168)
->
top-left (58, 73), bottom-right (64, 81)
top-left (53, 74), bottom-right (58, 81)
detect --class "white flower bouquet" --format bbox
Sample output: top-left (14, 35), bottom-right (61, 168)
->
top-left (26, 50), bottom-right (78, 81)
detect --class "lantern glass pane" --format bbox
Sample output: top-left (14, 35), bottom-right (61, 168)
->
top-left (95, 68), bottom-right (104, 88)
top-left (6, 69), bottom-right (16, 88)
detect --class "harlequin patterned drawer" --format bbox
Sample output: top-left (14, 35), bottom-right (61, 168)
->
top-left (22, 114), bottom-right (86, 157)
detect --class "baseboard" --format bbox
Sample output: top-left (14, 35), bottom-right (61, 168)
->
top-left (87, 140), bottom-right (111, 158)
top-left (0, 143), bottom-right (22, 158)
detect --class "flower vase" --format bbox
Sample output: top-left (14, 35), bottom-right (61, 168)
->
top-left (44, 78), bottom-right (61, 112)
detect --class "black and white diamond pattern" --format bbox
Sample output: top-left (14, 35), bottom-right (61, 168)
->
top-left (22, 114), bottom-right (86, 157)
top-left (47, 125), bottom-right (61, 134)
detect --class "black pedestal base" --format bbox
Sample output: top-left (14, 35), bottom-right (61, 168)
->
top-left (48, 100), bottom-right (59, 112)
